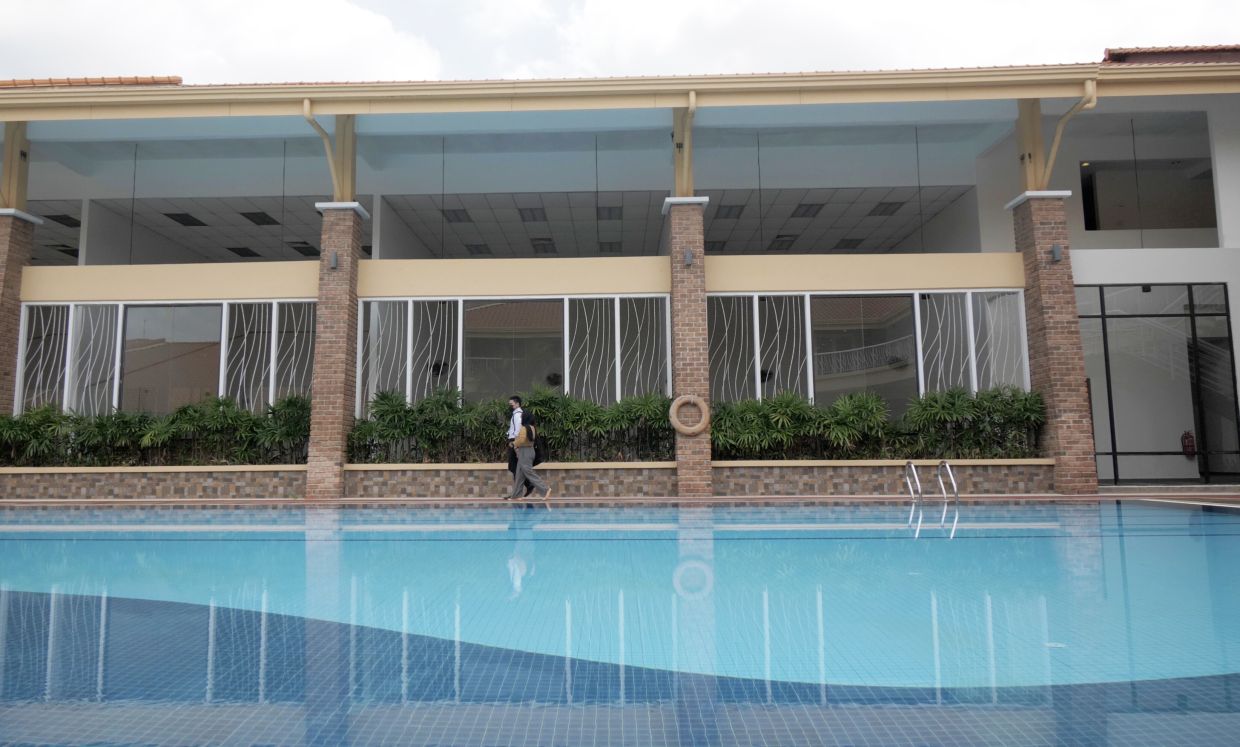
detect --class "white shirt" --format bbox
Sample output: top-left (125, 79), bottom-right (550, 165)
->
top-left (507, 407), bottom-right (523, 440)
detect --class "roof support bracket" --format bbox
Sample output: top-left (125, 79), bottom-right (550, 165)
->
top-left (1, 121), bottom-right (30, 211)
top-left (1039, 79), bottom-right (1097, 191)
top-left (303, 100), bottom-right (356, 202)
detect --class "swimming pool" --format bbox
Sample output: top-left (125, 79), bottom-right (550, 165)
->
top-left (0, 500), bottom-right (1237, 745)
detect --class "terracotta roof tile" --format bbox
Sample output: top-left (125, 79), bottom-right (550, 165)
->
top-left (0, 76), bottom-right (182, 89)
top-left (1104, 45), bottom-right (1240, 64)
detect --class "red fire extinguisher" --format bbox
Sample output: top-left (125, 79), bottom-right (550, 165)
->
top-left (1181, 431), bottom-right (1197, 459)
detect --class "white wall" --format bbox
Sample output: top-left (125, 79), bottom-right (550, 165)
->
top-left (975, 131), bottom-right (1019, 252)
top-left (372, 196), bottom-right (432, 259)
top-left (1208, 95), bottom-right (1240, 249)
top-left (80, 200), bottom-right (203, 265)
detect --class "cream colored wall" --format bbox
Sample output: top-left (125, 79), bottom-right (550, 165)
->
top-left (20, 262), bottom-right (319, 302)
top-left (704, 253), bottom-right (1024, 292)
top-left (357, 257), bottom-right (672, 297)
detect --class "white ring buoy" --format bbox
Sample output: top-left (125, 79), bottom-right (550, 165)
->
top-left (669, 394), bottom-right (710, 436)
top-left (673, 559), bottom-right (714, 600)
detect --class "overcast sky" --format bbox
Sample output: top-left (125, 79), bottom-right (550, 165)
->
top-left (2, 0), bottom-right (1238, 84)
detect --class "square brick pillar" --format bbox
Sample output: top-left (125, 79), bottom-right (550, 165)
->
top-left (667, 199), bottom-right (712, 498)
top-left (0, 212), bottom-right (37, 415)
top-left (306, 205), bottom-right (366, 501)
top-left (1010, 194), bottom-right (1098, 495)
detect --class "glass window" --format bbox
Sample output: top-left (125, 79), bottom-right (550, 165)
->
top-left (225, 303), bottom-right (272, 412)
top-left (619, 297), bottom-right (667, 399)
top-left (758, 295), bottom-right (807, 398)
top-left (1106, 316), bottom-right (1199, 480)
top-left (121, 305), bottom-right (222, 414)
top-left (463, 300), bottom-right (564, 402)
top-left (919, 293), bottom-right (971, 392)
top-left (274, 302), bottom-right (316, 400)
top-left (1103, 285), bottom-right (1189, 316)
top-left (68, 304), bottom-right (119, 416)
top-left (568, 298), bottom-right (615, 405)
top-left (1075, 286), bottom-right (1102, 316)
top-left (359, 301), bottom-right (408, 414)
top-left (1193, 315), bottom-right (1240, 475)
top-left (1192, 284), bottom-right (1228, 315)
top-left (1081, 158), bottom-right (1216, 231)
top-left (1079, 317), bottom-right (1112, 455)
top-left (409, 301), bottom-right (458, 402)
top-left (810, 295), bottom-right (917, 414)
top-left (20, 305), bottom-right (69, 411)
top-left (972, 292), bottom-right (1027, 390)
top-left (708, 296), bottom-right (756, 402)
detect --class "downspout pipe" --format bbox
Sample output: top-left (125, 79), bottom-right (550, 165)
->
top-left (303, 98), bottom-right (342, 201)
top-left (1040, 79), bottom-right (1097, 190)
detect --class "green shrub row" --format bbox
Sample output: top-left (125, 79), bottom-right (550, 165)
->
top-left (349, 387), bottom-right (1045, 463)
top-left (0, 396), bottom-right (311, 467)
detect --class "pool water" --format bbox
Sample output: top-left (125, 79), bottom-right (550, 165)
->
top-left (0, 501), bottom-right (1237, 745)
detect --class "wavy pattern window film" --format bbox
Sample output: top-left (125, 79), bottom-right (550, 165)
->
top-left (410, 301), bottom-right (458, 402)
top-left (569, 298), bottom-right (616, 405)
top-left (758, 295), bottom-right (807, 398)
top-left (68, 304), bottom-right (118, 416)
top-left (973, 292), bottom-right (1027, 389)
top-left (225, 303), bottom-right (273, 412)
top-left (21, 305), bottom-right (69, 411)
top-left (275, 302), bottom-right (316, 400)
top-left (708, 296), bottom-right (756, 402)
top-left (919, 293), bottom-right (971, 392)
top-left (620, 297), bottom-right (667, 398)
top-left (360, 301), bottom-right (408, 415)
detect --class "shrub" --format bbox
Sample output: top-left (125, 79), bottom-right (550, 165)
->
top-left (0, 395), bottom-right (311, 467)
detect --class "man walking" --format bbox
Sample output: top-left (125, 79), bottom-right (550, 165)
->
top-left (505, 396), bottom-right (551, 504)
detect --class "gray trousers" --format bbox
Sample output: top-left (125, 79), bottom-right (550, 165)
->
top-left (509, 446), bottom-right (548, 498)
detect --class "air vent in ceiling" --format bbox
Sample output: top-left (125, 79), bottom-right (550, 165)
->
top-left (164, 212), bottom-right (207, 227)
top-left (518, 207), bottom-right (547, 222)
top-left (287, 241), bottom-right (319, 257)
top-left (465, 243), bottom-right (492, 256)
top-left (791, 203), bottom-right (824, 218)
top-left (596, 206), bottom-right (623, 220)
top-left (531, 238), bottom-right (556, 254)
top-left (834, 238), bottom-right (864, 251)
top-left (227, 247), bottom-right (259, 258)
top-left (44, 214), bottom-right (81, 228)
top-left (715, 205), bottom-right (744, 219)
top-left (705, 240), bottom-right (727, 253)
top-left (240, 211), bottom-right (280, 226)
top-left (441, 209), bottom-right (472, 223)
top-left (867, 201), bottom-right (904, 217)
top-left (767, 234), bottom-right (797, 251)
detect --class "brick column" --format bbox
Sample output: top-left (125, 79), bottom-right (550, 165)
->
top-left (1011, 195), bottom-right (1098, 494)
top-left (306, 206), bottom-right (365, 500)
top-left (667, 200), bottom-right (712, 497)
top-left (0, 213), bottom-right (36, 415)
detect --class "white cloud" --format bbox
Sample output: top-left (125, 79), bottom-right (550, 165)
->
top-left (0, 0), bottom-right (441, 83)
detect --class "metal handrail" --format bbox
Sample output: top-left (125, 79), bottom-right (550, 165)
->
top-left (937, 460), bottom-right (960, 539)
top-left (905, 461), bottom-right (924, 538)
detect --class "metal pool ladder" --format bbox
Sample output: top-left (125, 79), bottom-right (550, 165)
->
top-left (906, 461), bottom-right (960, 539)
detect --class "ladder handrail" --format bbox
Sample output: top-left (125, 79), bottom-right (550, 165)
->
top-left (905, 461), bottom-right (924, 537)
top-left (937, 460), bottom-right (960, 539)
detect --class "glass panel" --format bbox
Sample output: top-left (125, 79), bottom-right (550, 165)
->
top-left (1103, 285), bottom-right (1189, 316)
top-left (810, 295), bottom-right (917, 415)
top-left (708, 296), bottom-right (756, 402)
top-left (1096, 455), bottom-right (1116, 483)
top-left (919, 293), bottom-right (971, 392)
top-left (359, 301), bottom-right (408, 414)
top-left (1193, 315), bottom-right (1240, 475)
top-left (1079, 318), bottom-right (1113, 453)
top-left (619, 297), bottom-right (667, 399)
top-left (274, 302), bottom-right (316, 400)
top-left (568, 298), bottom-right (615, 405)
top-left (409, 301), bottom-right (458, 402)
top-left (1116, 455), bottom-right (1202, 483)
top-left (1075, 286), bottom-right (1102, 316)
top-left (1106, 316), bottom-right (1199, 481)
top-left (21, 305), bottom-right (69, 411)
top-left (758, 295), bottom-right (806, 398)
top-left (225, 303), bottom-right (272, 412)
top-left (973, 292), bottom-right (1027, 390)
top-left (1192, 284), bottom-right (1228, 315)
top-left (463, 299), bottom-right (564, 402)
top-left (121, 305), bottom-right (222, 414)
top-left (68, 304), bottom-right (118, 416)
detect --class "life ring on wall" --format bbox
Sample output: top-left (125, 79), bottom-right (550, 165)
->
top-left (669, 394), bottom-right (710, 436)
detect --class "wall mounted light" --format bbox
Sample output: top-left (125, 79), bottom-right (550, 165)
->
top-left (330, 251), bottom-right (339, 270)
top-left (1050, 244), bottom-right (1063, 263)
top-left (683, 248), bottom-right (694, 267)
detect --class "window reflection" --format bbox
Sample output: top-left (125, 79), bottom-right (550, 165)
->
top-left (811, 295), bottom-right (917, 414)
top-left (463, 300), bottom-right (564, 402)
top-left (120, 305), bottom-right (222, 414)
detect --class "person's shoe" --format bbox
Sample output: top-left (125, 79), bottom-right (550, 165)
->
top-left (542, 488), bottom-right (553, 510)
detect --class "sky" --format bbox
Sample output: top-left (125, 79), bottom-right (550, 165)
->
top-left (1, 0), bottom-right (1238, 84)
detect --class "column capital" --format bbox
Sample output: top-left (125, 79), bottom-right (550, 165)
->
top-left (1003, 190), bottom-right (1072, 211)
top-left (314, 201), bottom-right (370, 220)
top-left (662, 196), bottom-right (709, 215)
top-left (0, 208), bottom-right (43, 225)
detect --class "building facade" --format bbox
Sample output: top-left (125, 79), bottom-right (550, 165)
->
top-left (2, 46), bottom-right (1239, 497)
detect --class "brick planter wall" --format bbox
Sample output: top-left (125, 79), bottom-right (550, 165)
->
top-left (0, 467), bottom-right (306, 500)
top-left (345, 465), bottom-right (678, 499)
top-left (712, 461), bottom-right (1055, 496)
